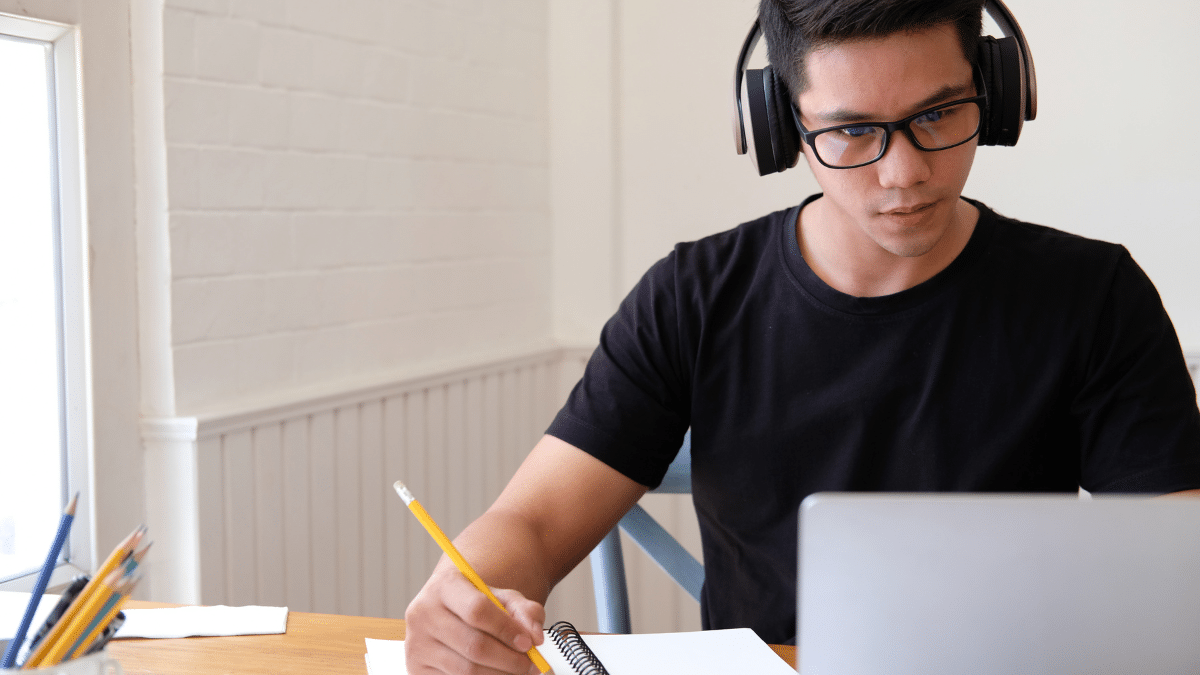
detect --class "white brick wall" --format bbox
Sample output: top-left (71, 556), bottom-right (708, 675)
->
top-left (166, 0), bottom-right (551, 413)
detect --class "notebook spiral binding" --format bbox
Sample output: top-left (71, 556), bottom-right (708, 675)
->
top-left (547, 621), bottom-right (610, 675)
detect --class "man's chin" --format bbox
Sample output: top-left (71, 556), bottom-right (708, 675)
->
top-left (877, 237), bottom-right (942, 259)
top-left (868, 220), bottom-right (945, 259)
top-left (869, 202), bottom-right (956, 258)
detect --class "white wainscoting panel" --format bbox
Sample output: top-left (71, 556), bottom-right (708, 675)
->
top-left (194, 345), bottom-right (702, 633)
top-left (196, 349), bottom-right (566, 617)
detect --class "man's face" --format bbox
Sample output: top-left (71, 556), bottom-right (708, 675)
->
top-left (795, 24), bottom-right (978, 259)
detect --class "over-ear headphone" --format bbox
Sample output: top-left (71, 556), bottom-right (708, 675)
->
top-left (733, 0), bottom-right (1037, 176)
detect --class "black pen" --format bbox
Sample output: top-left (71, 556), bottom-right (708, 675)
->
top-left (82, 611), bottom-right (125, 656)
top-left (26, 575), bottom-right (90, 653)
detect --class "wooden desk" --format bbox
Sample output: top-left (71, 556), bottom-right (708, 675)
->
top-left (108, 604), bottom-right (404, 675)
top-left (108, 603), bottom-right (796, 674)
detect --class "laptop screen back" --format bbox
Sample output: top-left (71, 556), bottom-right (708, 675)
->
top-left (797, 493), bottom-right (1200, 675)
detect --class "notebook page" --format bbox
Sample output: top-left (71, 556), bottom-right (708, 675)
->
top-left (366, 628), bottom-right (794, 675)
top-left (558, 628), bottom-right (794, 675)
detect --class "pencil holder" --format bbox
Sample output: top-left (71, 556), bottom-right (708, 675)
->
top-left (0, 652), bottom-right (121, 675)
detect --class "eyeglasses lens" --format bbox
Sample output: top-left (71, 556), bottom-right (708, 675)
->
top-left (814, 100), bottom-right (982, 168)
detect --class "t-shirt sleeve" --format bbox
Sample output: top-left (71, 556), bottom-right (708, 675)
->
top-left (1074, 250), bottom-right (1200, 493)
top-left (546, 253), bottom-right (692, 488)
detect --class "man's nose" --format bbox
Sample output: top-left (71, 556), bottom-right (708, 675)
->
top-left (875, 131), bottom-right (932, 189)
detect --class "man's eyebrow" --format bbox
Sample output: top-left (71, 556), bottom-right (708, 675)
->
top-left (816, 82), bottom-right (976, 125)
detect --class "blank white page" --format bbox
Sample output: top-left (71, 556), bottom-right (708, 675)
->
top-left (366, 627), bottom-right (795, 675)
top-left (542, 627), bottom-right (794, 675)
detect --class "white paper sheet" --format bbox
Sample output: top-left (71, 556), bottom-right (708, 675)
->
top-left (4, 592), bottom-right (288, 641)
top-left (364, 637), bottom-right (407, 675)
top-left (113, 605), bottom-right (289, 639)
top-left (0, 592), bottom-right (60, 641)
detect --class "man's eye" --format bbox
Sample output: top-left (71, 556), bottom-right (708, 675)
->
top-left (837, 126), bottom-right (877, 139)
top-left (915, 109), bottom-right (948, 124)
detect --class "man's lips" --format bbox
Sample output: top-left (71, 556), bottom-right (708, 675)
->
top-left (881, 201), bottom-right (936, 216)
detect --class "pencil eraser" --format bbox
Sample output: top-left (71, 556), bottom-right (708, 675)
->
top-left (393, 481), bottom-right (415, 504)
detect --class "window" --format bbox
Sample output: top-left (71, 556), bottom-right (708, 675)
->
top-left (0, 14), bottom-right (89, 589)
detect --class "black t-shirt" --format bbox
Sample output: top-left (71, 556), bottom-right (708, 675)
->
top-left (546, 195), bottom-right (1200, 644)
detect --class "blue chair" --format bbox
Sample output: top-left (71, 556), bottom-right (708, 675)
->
top-left (588, 431), bottom-right (704, 633)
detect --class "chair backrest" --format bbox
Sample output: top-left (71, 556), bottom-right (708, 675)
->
top-left (588, 431), bottom-right (703, 633)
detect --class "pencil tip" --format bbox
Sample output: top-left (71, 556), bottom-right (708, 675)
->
top-left (65, 492), bottom-right (80, 515)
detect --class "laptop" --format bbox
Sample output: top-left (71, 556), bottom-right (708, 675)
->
top-left (797, 493), bottom-right (1200, 674)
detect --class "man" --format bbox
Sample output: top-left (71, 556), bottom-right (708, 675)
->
top-left (404, 1), bottom-right (1200, 672)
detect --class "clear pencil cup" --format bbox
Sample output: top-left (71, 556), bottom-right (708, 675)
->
top-left (0, 652), bottom-right (121, 675)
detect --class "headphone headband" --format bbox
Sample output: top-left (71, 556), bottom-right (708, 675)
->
top-left (732, 20), bottom-right (762, 156)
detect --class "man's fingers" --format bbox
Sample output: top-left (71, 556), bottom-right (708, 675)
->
top-left (405, 566), bottom-right (549, 674)
top-left (410, 635), bottom-right (522, 675)
top-left (434, 575), bottom-right (544, 657)
top-left (433, 615), bottom-right (536, 674)
top-left (406, 583), bottom-right (535, 674)
top-left (492, 588), bottom-right (546, 645)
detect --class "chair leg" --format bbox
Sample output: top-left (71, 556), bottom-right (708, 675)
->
top-left (588, 528), bottom-right (631, 634)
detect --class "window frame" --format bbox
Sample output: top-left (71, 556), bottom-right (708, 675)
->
top-left (0, 12), bottom-right (93, 591)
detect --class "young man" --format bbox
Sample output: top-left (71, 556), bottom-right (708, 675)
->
top-left (403, 1), bottom-right (1200, 672)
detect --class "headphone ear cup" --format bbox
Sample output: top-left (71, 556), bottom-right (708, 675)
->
top-left (766, 67), bottom-right (800, 171)
top-left (745, 68), bottom-right (779, 175)
top-left (976, 35), bottom-right (1001, 146)
top-left (745, 67), bottom-right (800, 175)
top-left (976, 35), bottom-right (1025, 146)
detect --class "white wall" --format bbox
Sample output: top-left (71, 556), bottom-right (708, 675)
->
top-left (164, 0), bottom-right (553, 415)
top-left (965, 0), bottom-right (1200, 348)
top-left (552, 0), bottom-right (810, 344)
top-left (1, 0), bottom-right (559, 602)
top-left (552, 0), bottom-right (1200, 351)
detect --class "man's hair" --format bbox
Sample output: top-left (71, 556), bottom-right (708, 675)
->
top-left (759, 0), bottom-right (985, 98)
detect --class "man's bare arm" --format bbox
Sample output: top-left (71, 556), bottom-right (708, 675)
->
top-left (452, 434), bottom-right (650, 601)
top-left (404, 434), bottom-right (649, 674)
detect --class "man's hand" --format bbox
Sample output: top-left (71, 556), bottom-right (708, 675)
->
top-left (402, 436), bottom-right (650, 673)
top-left (405, 564), bottom-right (547, 675)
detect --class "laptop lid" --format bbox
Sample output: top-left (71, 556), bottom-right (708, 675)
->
top-left (797, 493), bottom-right (1200, 675)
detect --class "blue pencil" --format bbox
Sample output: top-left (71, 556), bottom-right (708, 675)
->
top-left (0, 493), bottom-right (79, 669)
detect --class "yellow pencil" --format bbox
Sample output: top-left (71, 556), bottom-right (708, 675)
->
top-left (393, 481), bottom-right (553, 674)
top-left (33, 567), bottom-right (126, 666)
top-left (23, 526), bottom-right (145, 669)
top-left (62, 543), bottom-right (148, 662)
top-left (63, 572), bottom-right (139, 661)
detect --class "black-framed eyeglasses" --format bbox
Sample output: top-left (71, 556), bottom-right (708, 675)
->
top-left (793, 94), bottom-right (987, 169)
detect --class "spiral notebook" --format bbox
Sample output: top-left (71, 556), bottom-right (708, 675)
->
top-left (364, 621), bottom-right (794, 675)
